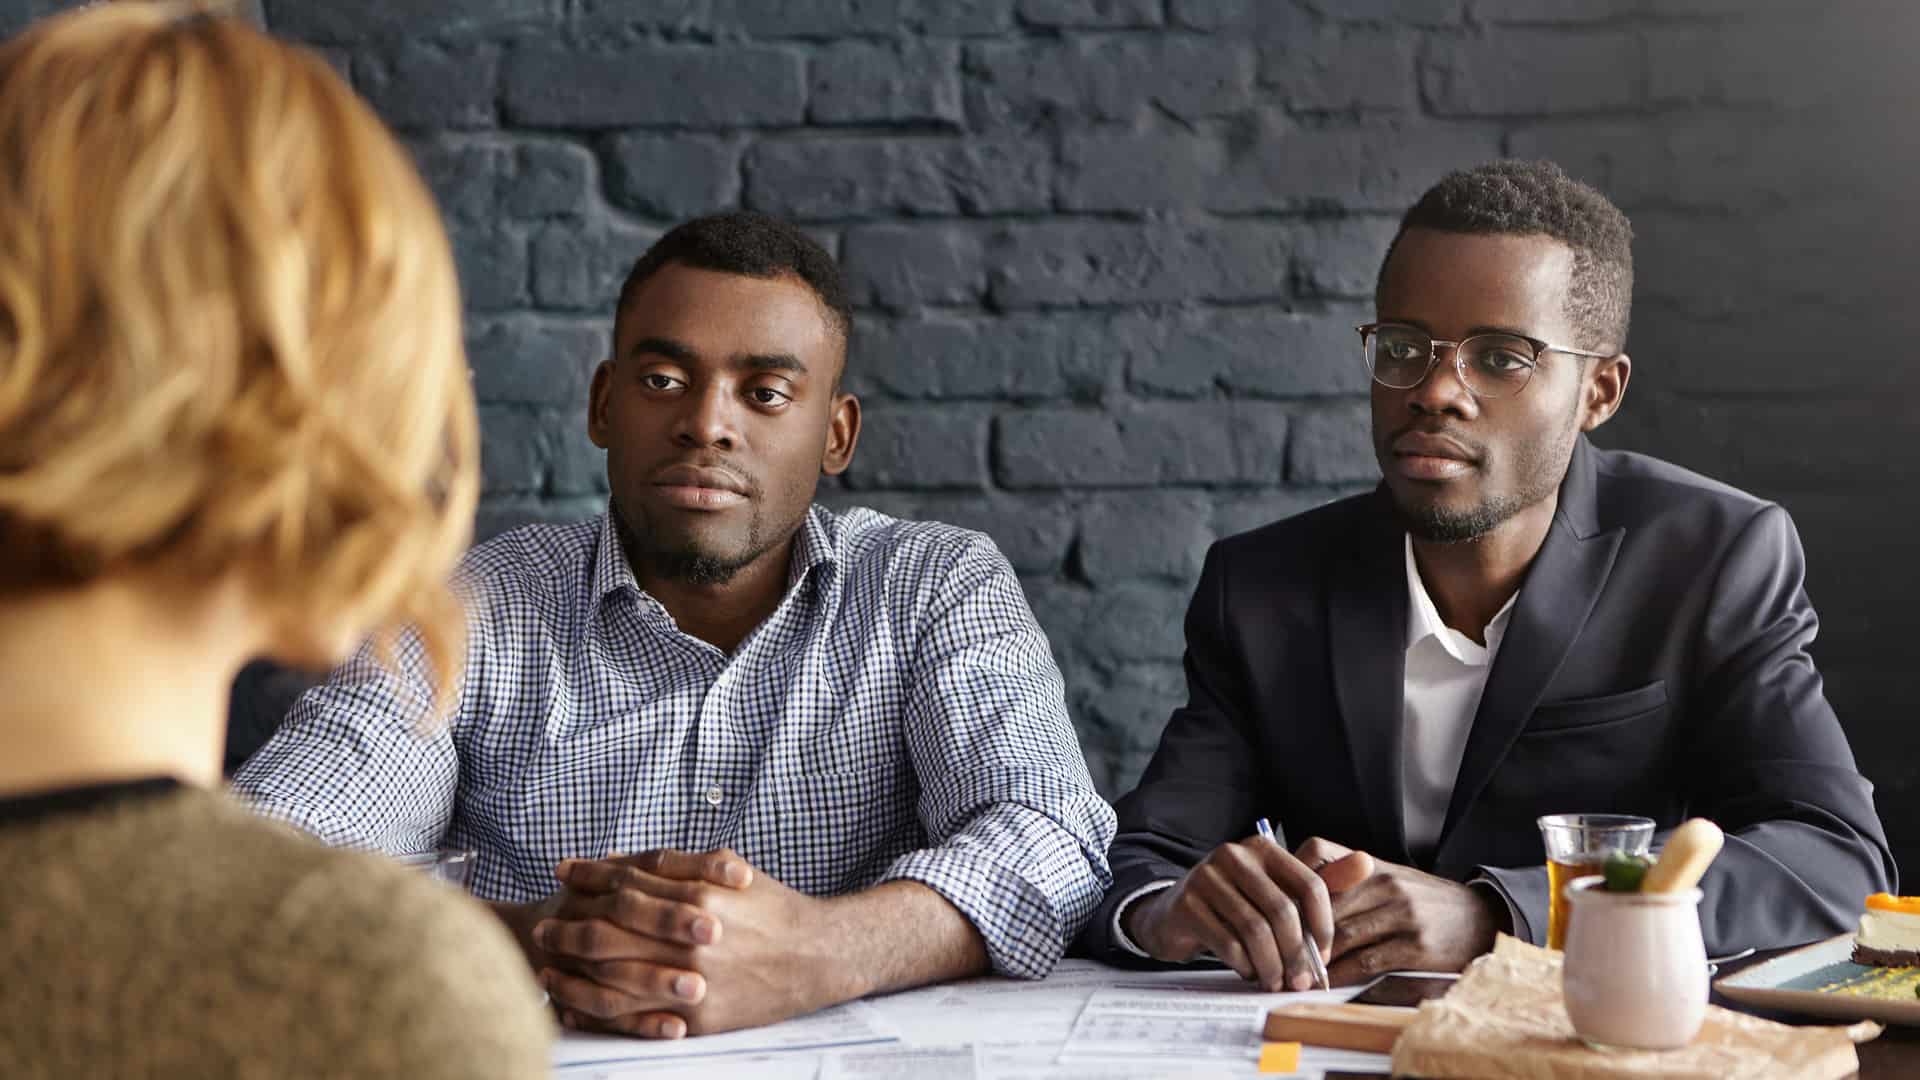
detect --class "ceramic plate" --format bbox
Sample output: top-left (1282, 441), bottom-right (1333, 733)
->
top-left (1715, 933), bottom-right (1920, 1026)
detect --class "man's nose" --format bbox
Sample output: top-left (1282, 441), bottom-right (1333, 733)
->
top-left (1406, 345), bottom-right (1477, 417)
top-left (671, 383), bottom-right (739, 448)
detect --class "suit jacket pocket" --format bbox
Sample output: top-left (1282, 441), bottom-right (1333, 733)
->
top-left (1526, 680), bottom-right (1668, 734)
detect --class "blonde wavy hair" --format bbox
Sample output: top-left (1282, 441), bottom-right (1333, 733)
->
top-left (0, 3), bottom-right (479, 709)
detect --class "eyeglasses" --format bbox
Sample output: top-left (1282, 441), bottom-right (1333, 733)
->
top-left (1356, 322), bottom-right (1616, 400)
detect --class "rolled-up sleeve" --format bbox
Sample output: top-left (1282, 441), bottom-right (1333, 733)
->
top-left (877, 535), bottom-right (1117, 979)
top-left (230, 630), bottom-right (460, 856)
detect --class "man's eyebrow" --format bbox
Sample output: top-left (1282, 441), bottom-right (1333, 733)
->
top-left (1465, 324), bottom-right (1536, 340)
top-left (741, 353), bottom-right (808, 377)
top-left (628, 336), bottom-right (695, 361)
top-left (1378, 317), bottom-right (1538, 340)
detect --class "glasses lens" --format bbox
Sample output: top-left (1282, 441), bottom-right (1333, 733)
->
top-left (1367, 326), bottom-right (1431, 388)
top-left (1457, 334), bottom-right (1536, 398)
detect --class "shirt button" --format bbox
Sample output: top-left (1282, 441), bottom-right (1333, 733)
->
top-left (704, 784), bottom-right (725, 807)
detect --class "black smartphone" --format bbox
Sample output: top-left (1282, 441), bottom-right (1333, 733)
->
top-left (1346, 972), bottom-right (1457, 1008)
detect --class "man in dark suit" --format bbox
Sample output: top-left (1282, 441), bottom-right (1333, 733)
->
top-left (1081, 160), bottom-right (1895, 991)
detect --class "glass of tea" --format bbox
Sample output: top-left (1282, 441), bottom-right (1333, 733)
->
top-left (1537, 813), bottom-right (1654, 949)
top-left (394, 847), bottom-right (478, 892)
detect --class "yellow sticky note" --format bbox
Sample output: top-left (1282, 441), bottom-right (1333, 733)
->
top-left (1258, 1040), bottom-right (1302, 1074)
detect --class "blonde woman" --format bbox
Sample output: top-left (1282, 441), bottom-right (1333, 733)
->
top-left (0, 5), bottom-right (549, 1075)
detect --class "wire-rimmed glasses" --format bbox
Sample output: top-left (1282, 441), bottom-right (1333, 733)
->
top-left (1358, 322), bottom-right (1616, 400)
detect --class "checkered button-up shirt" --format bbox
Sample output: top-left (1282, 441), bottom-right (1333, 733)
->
top-left (231, 504), bottom-right (1116, 978)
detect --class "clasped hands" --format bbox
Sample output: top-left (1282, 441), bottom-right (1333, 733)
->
top-left (1125, 836), bottom-right (1506, 990)
top-left (529, 848), bottom-right (845, 1039)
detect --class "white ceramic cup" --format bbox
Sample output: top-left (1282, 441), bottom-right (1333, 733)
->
top-left (1561, 875), bottom-right (1707, 1051)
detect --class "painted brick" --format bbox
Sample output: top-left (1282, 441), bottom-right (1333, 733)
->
top-left (714, 0), bottom-right (1015, 35)
top-left (1080, 668), bottom-right (1185, 794)
top-left (995, 403), bottom-right (1291, 489)
top-left (504, 45), bottom-right (805, 128)
top-left (1287, 401), bottom-right (1378, 485)
top-left (1223, 121), bottom-right (1505, 213)
top-left (548, 428), bottom-right (610, 497)
top-left (1083, 583), bottom-right (1189, 664)
top-left (1471, 0), bottom-right (1640, 20)
top-left (265, 0), bottom-right (558, 40)
top-left (1017, 0), bottom-right (1160, 28)
top-left (811, 41), bottom-right (964, 126)
top-left (448, 226), bottom-right (530, 312)
top-left (988, 222), bottom-right (1291, 309)
top-left (842, 225), bottom-right (985, 311)
top-left (574, 0), bottom-right (709, 31)
top-left (1260, 28), bottom-right (1418, 112)
top-left (408, 138), bottom-right (508, 223)
top-left (508, 142), bottom-right (598, 220)
top-left (1424, 30), bottom-right (1643, 116)
top-left (966, 37), bottom-right (1254, 128)
top-left (1078, 492), bottom-right (1213, 583)
top-left (849, 313), bottom-right (1113, 401)
top-left (476, 496), bottom-right (608, 543)
top-left (531, 221), bottom-right (662, 312)
top-left (747, 137), bottom-right (1049, 220)
top-left (1303, 0), bottom-right (1463, 25)
top-left (1214, 487), bottom-right (1366, 539)
top-left (478, 406), bottom-right (549, 496)
top-left (604, 135), bottom-right (743, 220)
top-left (355, 42), bottom-right (498, 130)
top-left (842, 408), bottom-right (990, 489)
top-left (466, 316), bottom-right (608, 408)
top-left (1122, 307), bottom-right (1370, 399)
top-left (1293, 217), bottom-right (1400, 300)
top-left (1169, 0), bottom-right (1260, 28)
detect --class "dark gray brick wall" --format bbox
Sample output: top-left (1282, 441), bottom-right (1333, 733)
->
top-left (10, 1), bottom-right (1916, 872)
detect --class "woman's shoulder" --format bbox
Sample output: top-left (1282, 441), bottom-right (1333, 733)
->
top-left (2, 786), bottom-right (551, 1077)
top-left (225, 808), bottom-right (555, 1077)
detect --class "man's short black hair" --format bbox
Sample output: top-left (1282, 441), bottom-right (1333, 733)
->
top-left (615, 210), bottom-right (853, 348)
top-left (1379, 160), bottom-right (1634, 352)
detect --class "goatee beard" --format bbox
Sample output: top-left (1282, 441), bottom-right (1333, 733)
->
top-left (645, 549), bottom-right (749, 586)
top-left (1396, 496), bottom-right (1520, 543)
top-left (610, 498), bottom-right (779, 587)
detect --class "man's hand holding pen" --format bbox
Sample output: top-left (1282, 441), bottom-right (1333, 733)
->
top-left (1122, 834), bottom-right (1371, 991)
top-left (1124, 834), bottom-right (1508, 988)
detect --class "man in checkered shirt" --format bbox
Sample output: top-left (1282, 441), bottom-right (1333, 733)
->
top-left (232, 212), bottom-right (1116, 1038)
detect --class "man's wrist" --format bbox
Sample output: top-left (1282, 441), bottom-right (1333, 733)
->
top-left (488, 895), bottom-right (560, 972)
top-left (1466, 876), bottom-right (1518, 942)
top-left (813, 892), bottom-right (882, 1003)
top-left (1118, 882), bottom-right (1175, 958)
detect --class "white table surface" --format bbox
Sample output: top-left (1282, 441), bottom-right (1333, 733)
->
top-left (550, 959), bottom-right (1394, 1079)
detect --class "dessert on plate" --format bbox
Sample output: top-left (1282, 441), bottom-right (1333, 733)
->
top-left (1851, 893), bottom-right (1920, 967)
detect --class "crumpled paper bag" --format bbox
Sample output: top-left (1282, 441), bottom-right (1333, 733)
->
top-left (1389, 935), bottom-right (1875, 1079)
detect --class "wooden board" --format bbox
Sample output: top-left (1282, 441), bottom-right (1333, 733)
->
top-left (1262, 1002), bottom-right (1417, 1053)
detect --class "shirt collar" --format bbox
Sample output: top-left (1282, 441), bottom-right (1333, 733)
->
top-left (786, 505), bottom-right (839, 595)
top-left (1403, 534), bottom-right (1516, 666)
top-left (591, 502), bottom-right (841, 607)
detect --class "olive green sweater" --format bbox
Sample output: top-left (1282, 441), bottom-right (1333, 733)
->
top-left (0, 783), bottom-right (551, 1078)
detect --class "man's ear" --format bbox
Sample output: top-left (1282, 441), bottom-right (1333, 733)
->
top-left (821, 393), bottom-right (861, 477)
top-left (587, 359), bottom-right (616, 449)
top-left (1580, 353), bottom-right (1630, 433)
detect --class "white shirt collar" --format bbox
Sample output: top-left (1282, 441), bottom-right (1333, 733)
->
top-left (1404, 534), bottom-right (1518, 667)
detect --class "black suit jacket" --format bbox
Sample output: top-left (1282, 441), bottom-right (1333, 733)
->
top-left (1083, 437), bottom-right (1894, 962)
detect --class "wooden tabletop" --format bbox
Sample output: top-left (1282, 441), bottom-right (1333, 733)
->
top-left (1713, 949), bottom-right (1920, 1079)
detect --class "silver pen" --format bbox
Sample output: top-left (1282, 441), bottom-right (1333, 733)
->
top-left (1255, 817), bottom-right (1331, 992)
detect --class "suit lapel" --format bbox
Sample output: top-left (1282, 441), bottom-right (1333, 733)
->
top-left (1328, 492), bottom-right (1412, 865)
top-left (1436, 438), bottom-right (1622, 855)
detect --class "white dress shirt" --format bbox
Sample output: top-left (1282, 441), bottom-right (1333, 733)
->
top-left (1401, 535), bottom-right (1515, 863)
